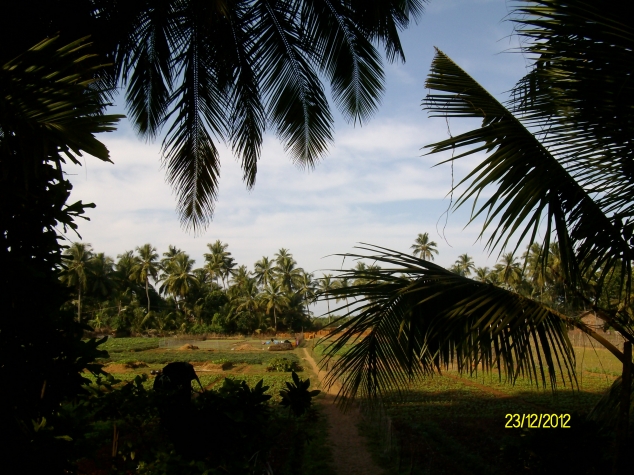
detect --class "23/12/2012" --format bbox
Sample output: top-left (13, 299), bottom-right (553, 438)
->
top-left (505, 413), bottom-right (571, 428)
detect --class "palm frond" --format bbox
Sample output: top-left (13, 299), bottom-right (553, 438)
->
top-left (422, 49), bottom-right (631, 296)
top-left (0, 36), bottom-right (122, 167)
top-left (80, 1), bottom-right (422, 230)
top-left (587, 376), bottom-right (634, 430)
top-left (256, 0), bottom-right (333, 166)
top-left (161, 3), bottom-right (231, 232)
top-left (320, 245), bottom-right (579, 401)
top-left (301, 0), bottom-right (384, 125)
top-left (120, 1), bottom-right (177, 138)
top-left (347, 0), bottom-right (426, 62)
top-left (227, 4), bottom-right (266, 188)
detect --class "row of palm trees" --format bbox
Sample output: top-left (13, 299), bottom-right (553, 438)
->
top-left (61, 233), bottom-right (586, 334)
top-left (59, 241), bottom-right (321, 334)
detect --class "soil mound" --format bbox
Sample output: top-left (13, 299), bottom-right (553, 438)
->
top-left (198, 362), bottom-right (233, 371)
top-left (104, 361), bottom-right (148, 373)
top-left (178, 344), bottom-right (199, 350)
top-left (232, 343), bottom-right (257, 351)
top-left (268, 342), bottom-right (293, 351)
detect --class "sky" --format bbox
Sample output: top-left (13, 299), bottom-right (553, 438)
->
top-left (66, 0), bottom-right (530, 314)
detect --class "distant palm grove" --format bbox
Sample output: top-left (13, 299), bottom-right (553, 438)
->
top-left (60, 240), bottom-right (325, 335)
top-left (60, 233), bottom-right (612, 337)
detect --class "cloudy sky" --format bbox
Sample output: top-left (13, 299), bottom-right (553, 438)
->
top-left (66, 0), bottom-right (530, 313)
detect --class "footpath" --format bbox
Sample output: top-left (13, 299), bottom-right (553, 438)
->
top-left (301, 348), bottom-right (383, 475)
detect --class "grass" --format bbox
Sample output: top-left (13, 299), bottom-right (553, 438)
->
top-left (363, 366), bottom-right (617, 474)
top-left (307, 342), bottom-right (622, 475)
top-left (98, 337), bottom-right (160, 353)
top-left (90, 339), bottom-right (307, 402)
top-left (102, 349), bottom-right (301, 365)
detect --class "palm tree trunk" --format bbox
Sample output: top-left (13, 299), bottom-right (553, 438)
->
top-left (327, 301), bottom-right (331, 324)
top-left (77, 284), bottom-right (82, 323)
top-left (146, 278), bottom-right (151, 313)
top-left (274, 307), bottom-right (277, 332)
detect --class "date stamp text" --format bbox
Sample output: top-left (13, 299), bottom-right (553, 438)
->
top-left (505, 413), bottom-right (571, 428)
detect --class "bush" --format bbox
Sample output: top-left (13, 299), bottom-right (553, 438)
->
top-left (267, 357), bottom-right (302, 372)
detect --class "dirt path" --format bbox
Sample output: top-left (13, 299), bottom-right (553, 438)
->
top-left (301, 348), bottom-right (383, 475)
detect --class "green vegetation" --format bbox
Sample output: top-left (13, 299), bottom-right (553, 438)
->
top-left (106, 351), bottom-right (300, 366)
top-left (100, 337), bottom-right (161, 353)
top-left (357, 363), bottom-right (618, 475)
top-left (62, 242), bottom-right (328, 336)
top-left (267, 357), bottom-right (303, 372)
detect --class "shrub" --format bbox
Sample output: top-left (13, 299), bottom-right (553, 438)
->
top-left (267, 357), bottom-right (302, 372)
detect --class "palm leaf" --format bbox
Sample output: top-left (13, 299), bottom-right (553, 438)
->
top-left (161, 1), bottom-right (232, 232)
top-left (255, 0), bottom-right (334, 166)
top-left (320, 245), bottom-right (584, 401)
top-left (0, 36), bottom-right (122, 166)
top-left (422, 49), bottom-right (632, 308)
top-left (119, 0), bottom-right (177, 138)
top-left (226, 3), bottom-right (266, 188)
top-left (587, 376), bottom-right (634, 430)
top-left (301, 0), bottom-right (385, 125)
top-left (71, 1), bottom-right (423, 230)
top-left (347, 0), bottom-right (426, 62)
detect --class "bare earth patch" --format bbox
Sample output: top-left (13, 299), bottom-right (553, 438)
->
top-left (103, 361), bottom-right (148, 373)
top-left (178, 344), bottom-right (199, 350)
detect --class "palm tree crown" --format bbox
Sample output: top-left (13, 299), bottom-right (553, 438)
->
top-left (60, 243), bottom-right (94, 322)
top-left (410, 232), bottom-right (438, 260)
top-left (131, 244), bottom-right (160, 313)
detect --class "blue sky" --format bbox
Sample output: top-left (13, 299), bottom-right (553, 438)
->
top-left (67, 0), bottom-right (529, 313)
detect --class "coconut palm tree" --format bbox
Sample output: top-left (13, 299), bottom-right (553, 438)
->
top-left (474, 267), bottom-right (492, 284)
top-left (131, 244), bottom-right (160, 313)
top-left (89, 253), bottom-right (115, 299)
top-left (410, 232), bottom-right (439, 261)
top-left (318, 274), bottom-right (337, 322)
top-left (453, 254), bottom-right (475, 277)
top-left (60, 243), bottom-right (94, 322)
top-left (274, 254), bottom-right (304, 293)
top-left (296, 271), bottom-right (317, 319)
top-left (204, 240), bottom-right (235, 288)
top-left (322, 1), bottom-right (634, 437)
top-left (160, 252), bottom-right (199, 310)
top-left (235, 278), bottom-right (262, 327)
top-left (230, 265), bottom-right (251, 288)
top-left (334, 278), bottom-right (354, 308)
top-left (494, 253), bottom-right (523, 291)
top-left (254, 256), bottom-right (275, 288)
top-left (259, 281), bottom-right (289, 332)
top-left (203, 253), bottom-right (224, 289)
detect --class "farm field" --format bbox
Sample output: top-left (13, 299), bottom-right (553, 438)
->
top-left (94, 337), bottom-right (307, 401)
top-left (312, 342), bottom-right (621, 475)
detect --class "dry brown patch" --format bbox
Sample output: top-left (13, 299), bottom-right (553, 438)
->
top-left (268, 342), bottom-right (293, 351)
top-left (197, 362), bottom-right (233, 371)
top-left (232, 343), bottom-right (258, 351)
top-left (178, 344), bottom-right (199, 350)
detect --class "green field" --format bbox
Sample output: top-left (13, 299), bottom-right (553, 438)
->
top-left (313, 342), bottom-right (621, 475)
top-left (98, 336), bottom-right (161, 353)
top-left (90, 337), bottom-right (306, 403)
